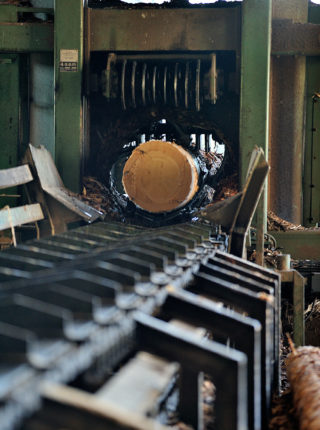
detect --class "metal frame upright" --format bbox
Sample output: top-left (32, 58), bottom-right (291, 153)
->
top-left (54, 0), bottom-right (84, 192)
top-left (239, 0), bottom-right (272, 265)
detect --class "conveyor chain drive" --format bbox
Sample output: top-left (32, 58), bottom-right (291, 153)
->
top-left (0, 221), bottom-right (279, 430)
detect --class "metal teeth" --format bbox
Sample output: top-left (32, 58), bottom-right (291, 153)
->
top-left (115, 58), bottom-right (204, 111)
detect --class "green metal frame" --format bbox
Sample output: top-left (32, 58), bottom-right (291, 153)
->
top-left (304, 4), bottom-right (320, 227)
top-left (0, 23), bottom-right (53, 52)
top-left (272, 231), bottom-right (320, 259)
top-left (0, 3), bottom-right (53, 52)
top-left (0, 3), bottom-right (51, 208)
top-left (239, 0), bottom-right (272, 264)
top-left (88, 8), bottom-right (241, 52)
top-left (281, 269), bottom-right (305, 346)
top-left (54, 0), bottom-right (83, 192)
top-left (0, 53), bottom-right (20, 208)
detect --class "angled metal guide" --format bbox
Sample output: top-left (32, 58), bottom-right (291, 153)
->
top-left (24, 144), bottom-right (104, 236)
top-left (199, 147), bottom-right (269, 258)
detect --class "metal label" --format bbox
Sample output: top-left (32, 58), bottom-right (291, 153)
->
top-left (59, 49), bottom-right (78, 72)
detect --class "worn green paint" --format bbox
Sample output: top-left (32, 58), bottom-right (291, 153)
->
top-left (293, 270), bottom-right (305, 347)
top-left (54, 0), bottom-right (83, 192)
top-left (271, 231), bottom-right (320, 259)
top-left (0, 3), bottom-right (53, 22)
top-left (0, 4), bottom-right (18, 22)
top-left (0, 23), bottom-right (53, 52)
top-left (0, 54), bottom-right (19, 207)
top-left (304, 61), bottom-right (320, 226)
top-left (281, 269), bottom-right (305, 346)
top-left (89, 8), bottom-right (241, 53)
top-left (0, 3), bottom-right (53, 52)
top-left (303, 5), bottom-right (320, 226)
top-left (19, 54), bottom-right (31, 159)
top-left (239, 0), bottom-right (272, 264)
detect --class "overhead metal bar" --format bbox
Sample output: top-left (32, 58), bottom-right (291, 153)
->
top-left (88, 8), bottom-right (241, 52)
top-left (272, 20), bottom-right (320, 56)
top-left (0, 23), bottom-right (53, 52)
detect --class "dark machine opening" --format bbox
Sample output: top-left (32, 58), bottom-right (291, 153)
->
top-left (87, 48), bottom-right (239, 225)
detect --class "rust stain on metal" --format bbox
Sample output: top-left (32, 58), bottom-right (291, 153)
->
top-left (272, 20), bottom-right (320, 56)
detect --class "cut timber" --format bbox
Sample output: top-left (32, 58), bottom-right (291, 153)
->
top-left (286, 346), bottom-right (320, 430)
top-left (0, 204), bottom-right (44, 230)
top-left (122, 140), bottom-right (199, 213)
top-left (0, 165), bottom-right (33, 190)
top-left (97, 351), bottom-right (178, 417)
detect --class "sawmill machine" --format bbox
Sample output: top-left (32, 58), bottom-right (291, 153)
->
top-left (0, 1), bottom-right (320, 430)
top-left (83, 0), bottom-right (242, 227)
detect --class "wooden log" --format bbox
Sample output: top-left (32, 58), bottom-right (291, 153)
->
top-left (286, 345), bottom-right (320, 430)
top-left (122, 140), bottom-right (199, 213)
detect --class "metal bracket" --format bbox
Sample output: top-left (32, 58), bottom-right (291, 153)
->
top-left (134, 312), bottom-right (248, 430)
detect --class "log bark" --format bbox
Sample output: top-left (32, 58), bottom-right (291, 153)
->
top-left (286, 346), bottom-right (320, 430)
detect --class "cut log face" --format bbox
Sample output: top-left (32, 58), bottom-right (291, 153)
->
top-left (122, 140), bottom-right (199, 213)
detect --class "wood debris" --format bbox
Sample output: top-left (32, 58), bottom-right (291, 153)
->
top-left (0, 232), bottom-right (13, 250)
top-left (269, 389), bottom-right (299, 430)
top-left (286, 345), bottom-right (320, 430)
top-left (305, 300), bottom-right (320, 347)
top-left (267, 211), bottom-right (306, 232)
top-left (248, 248), bottom-right (282, 268)
top-left (79, 176), bottom-right (124, 221)
top-left (210, 173), bottom-right (238, 203)
top-left (199, 150), bottom-right (224, 177)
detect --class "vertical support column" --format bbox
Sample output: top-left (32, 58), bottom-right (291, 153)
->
top-left (304, 5), bottom-right (320, 226)
top-left (239, 0), bottom-right (272, 265)
top-left (54, 0), bottom-right (83, 192)
top-left (269, 0), bottom-right (308, 225)
top-left (30, 53), bottom-right (54, 156)
top-left (0, 54), bottom-right (20, 208)
top-left (293, 270), bottom-right (305, 347)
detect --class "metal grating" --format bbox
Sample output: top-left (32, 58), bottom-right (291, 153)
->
top-left (0, 221), bottom-right (279, 430)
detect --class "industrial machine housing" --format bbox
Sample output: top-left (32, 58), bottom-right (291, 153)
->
top-left (0, 1), bottom-right (320, 430)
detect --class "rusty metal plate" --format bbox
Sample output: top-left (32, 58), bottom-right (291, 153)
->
top-left (88, 8), bottom-right (241, 52)
top-left (272, 20), bottom-right (320, 56)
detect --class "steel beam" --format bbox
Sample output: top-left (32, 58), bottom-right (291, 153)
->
top-left (304, 67), bottom-right (320, 226)
top-left (0, 53), bottom-right (19, 207)
top-left (239, 0), bottom-right (272, 264)
top-left (0, 23), bottom-right (53, 52)
top-left (270, 231), bottom-right (320, 259)
top-left (272, 20), bottom-right (320, 56)
top-left (280, 269), bottom-right (305, 347)
top-left (304, 6), bottom-right (320, 226)
top-left (269, 0), bottom-right (308, 225)
top-left (54, 0), bottom-right (84, 192)
top-left (88, 8), bottom-right (241, 53)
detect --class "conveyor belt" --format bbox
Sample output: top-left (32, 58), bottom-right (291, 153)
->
top-left (0, 221), bottom-right (279, 430)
